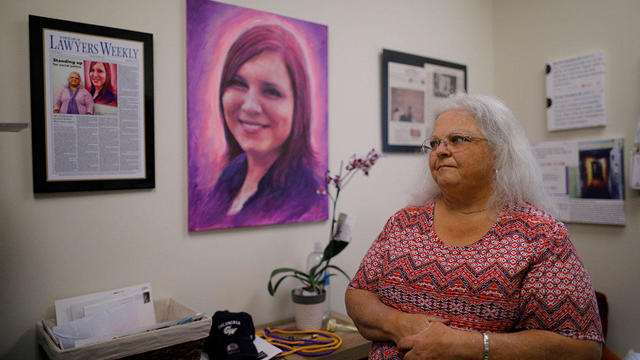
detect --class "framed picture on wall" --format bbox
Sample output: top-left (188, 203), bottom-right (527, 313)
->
top-left (381, 49), bottom-right (467, 153)
top-left (186, 0), bottom-right (329, 231)
top-left (29, 15), bottom-right (154, 193)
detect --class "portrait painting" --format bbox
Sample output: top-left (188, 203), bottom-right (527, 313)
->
top-left (187, 0), bottom-right (329, 231)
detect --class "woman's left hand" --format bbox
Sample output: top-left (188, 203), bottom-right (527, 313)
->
top-left (398, 321), bottom-right (478, 360)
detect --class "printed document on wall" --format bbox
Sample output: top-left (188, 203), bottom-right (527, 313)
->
top-left (44, 29), bottom-right (146, 181)
top-left (546, 52), bottom-right (606, 131)
top-left (533, 138), bottom-right (625, 225)
top-left (386, 62), bottom-right (428, 147)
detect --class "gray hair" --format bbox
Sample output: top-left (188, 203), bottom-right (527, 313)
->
top-left (68, 71), bottom-right (83, 87)
top-left (413, 93), bottom-right (555, 214)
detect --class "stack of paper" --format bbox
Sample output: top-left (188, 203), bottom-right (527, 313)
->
top-left (49, 283), bottom-right (157, 349)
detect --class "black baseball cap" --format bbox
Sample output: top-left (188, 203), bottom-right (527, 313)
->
top-left (206, 311), bottom-right (258, 360)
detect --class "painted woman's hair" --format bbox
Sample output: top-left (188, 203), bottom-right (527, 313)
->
top-left (219, 24), bottom-right (316, 184)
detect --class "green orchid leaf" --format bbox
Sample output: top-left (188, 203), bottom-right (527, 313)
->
top-left (268, 267), bottom-right (314, 296)
top-left (308, 263), bottom-right (318, 279)
top-left (268, 273), bottom-right (310, 296)
top-left (308, 260), bottom-right (326, 279)
top-left (267, 148), bottom-right (378, 296)
top-left (315, 263), bottom-right (329, 276)
top-left (325, 264), bottom-right (351, 281)
top-left (269, 267), bottom-right (308, 278)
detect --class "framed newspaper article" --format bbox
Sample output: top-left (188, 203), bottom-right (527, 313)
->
top-left (29, 15), bottom-right (154, 193)
top-left (381, 49), bottom-right (467, 153)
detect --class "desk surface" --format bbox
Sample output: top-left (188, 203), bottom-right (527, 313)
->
top-left (256, 312), bottom-right (370, 360)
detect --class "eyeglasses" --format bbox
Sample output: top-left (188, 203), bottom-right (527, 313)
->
top-left (421, 133), bottom-right (488, 152)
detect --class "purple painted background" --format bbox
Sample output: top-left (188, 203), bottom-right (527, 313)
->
top-left (187, 0), bottom-right (328, 231)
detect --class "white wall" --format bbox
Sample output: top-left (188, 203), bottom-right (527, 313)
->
top-left (0, 0), bottom-right (494, 358)
top-left (6, 0), bottom-right (637, 358)
top-left (493, 0), bottom-right (640, 355)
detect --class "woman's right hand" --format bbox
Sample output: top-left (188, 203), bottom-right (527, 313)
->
top-left (391, 312), bottom-right (450, 344)
top-left (345, 289), bottom-right (449, 344)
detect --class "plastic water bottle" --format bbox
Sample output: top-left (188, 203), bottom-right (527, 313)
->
top-left (306, 242), bottom-right (330, 320)
top-left (306, 241), bottom-right (324, 272)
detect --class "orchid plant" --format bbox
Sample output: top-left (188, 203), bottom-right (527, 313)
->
top-left (268, 149), bottom-right (381, 296)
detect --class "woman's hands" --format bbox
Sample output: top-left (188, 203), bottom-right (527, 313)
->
top-left (345, 289), bottom-right (449, 344)
top-left (346, 289), bottom-right (601, 359)
top-left (390, 312), bottom-right (449, 344)
top-left (400, 325), bottom-right (602, 360)
top-left (398, 321), bottom-right (480, 360)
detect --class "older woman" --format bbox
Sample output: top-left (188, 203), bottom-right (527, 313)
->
top-left (345, 94), bottom-right (603, 359)
top-left (53, 72), bottom-right (93, 115)
top-left (192, 24), bottom-right (325, 229)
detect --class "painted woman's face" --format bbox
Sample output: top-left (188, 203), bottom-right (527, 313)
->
top-left (89, 63), bottom-right (107, 89)
top-left (222, 51), bottom-right (294, 160)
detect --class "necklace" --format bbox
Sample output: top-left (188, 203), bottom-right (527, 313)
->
top-left (441, 198), bottom-right (488, 215)
top-left (451, 207), bottom-right (488, 215)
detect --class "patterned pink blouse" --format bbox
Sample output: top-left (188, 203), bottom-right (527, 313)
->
top-left (348, 202), bottom-right (603, 360)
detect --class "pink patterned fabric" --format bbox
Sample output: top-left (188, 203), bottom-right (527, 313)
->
top-left (348, 202), bottom-right (603, 360)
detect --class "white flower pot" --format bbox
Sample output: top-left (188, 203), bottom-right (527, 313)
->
top-left (291, 289), bottom-right (326, 330)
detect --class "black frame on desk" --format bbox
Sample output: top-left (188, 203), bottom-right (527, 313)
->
top-left (381, 49), bottom-right (467, 153)
top-left (29, 15), bottom-right (155, 193)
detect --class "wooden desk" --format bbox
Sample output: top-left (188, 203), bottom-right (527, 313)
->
top-left (256, 312), bottom-right (370, 360)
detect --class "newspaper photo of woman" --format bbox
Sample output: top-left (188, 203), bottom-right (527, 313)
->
top-left (85, 61), bottom-right (118, 115)
top-left (88, 61), bottom-right (117, 105)
top-left (53, 71), bottom-right (94, 115)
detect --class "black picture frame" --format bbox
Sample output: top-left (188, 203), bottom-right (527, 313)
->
top-left (29, 15), bottom-right (154, 193)
top-left (381, 49), bottom-right (467, 153)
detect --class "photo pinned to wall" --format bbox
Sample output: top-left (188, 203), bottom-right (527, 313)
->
top-left (533, 138), bottom-right (625, 225)
top-left (381, 49), bottom-right (467, 152)
top-left (29, 15), bottom-right (154, 193)
top-left (186, 0), bottom-right (329, 231)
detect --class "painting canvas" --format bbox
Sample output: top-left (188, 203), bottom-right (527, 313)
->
top-left (187, 0), bottom-right (329, 231)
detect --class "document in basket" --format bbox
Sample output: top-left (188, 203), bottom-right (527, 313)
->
top-left (52, 283), bottom-right (156, 349)
top-left (55, 283), bottom-right (155, 325)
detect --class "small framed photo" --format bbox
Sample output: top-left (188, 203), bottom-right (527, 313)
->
top-left (381, 49), bottom-right (467, 153)
top-left (29, 15), bottom-right (154, 193)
